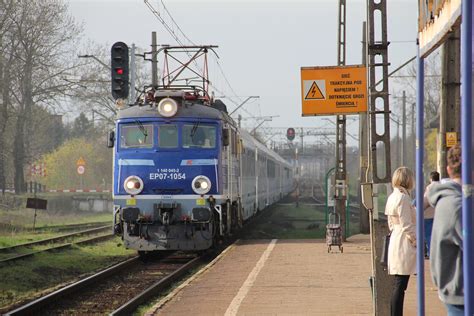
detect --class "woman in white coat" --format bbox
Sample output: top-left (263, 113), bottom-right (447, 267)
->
top-left (385, 167), bottom-right (416, 316)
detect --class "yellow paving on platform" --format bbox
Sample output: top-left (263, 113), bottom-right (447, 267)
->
top-left (147, 235), bottom-right (445, 315)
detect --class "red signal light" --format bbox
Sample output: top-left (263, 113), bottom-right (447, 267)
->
top-left (116, 68), bottom-right (124, 75)
top-left (286, 128), bottom-right (295, 141)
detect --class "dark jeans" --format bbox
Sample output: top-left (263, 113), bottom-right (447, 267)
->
top-left (424, 218), bottom-right (433, 255)
top-left (391, 274), bottom-right (410, 316)
top-left (445, 303), bottom-right (464, 316)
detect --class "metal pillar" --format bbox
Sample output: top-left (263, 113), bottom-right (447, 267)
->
top-left (367, 1), bottom-right (393, 314)
top-left (415, 48), bottom-right (425, 316)
top-left (396, 119), bottom-right (400, 167)
top-left (367, 0), bottom-right (391, 183)
top-left (402, 91), bottom-right (407, 166)
top-left (461, 0), bottom-right (473, 312)
top-left (151, 32), bottom-right (158, 88)
top-left (300, 128), bottom-right (304, 154)
top-left (130, 44), bottom-right (136, 102)
top-left (335, 0), bottom-right (347, 240)
top-left (438, 30), bottom-right (461, 178)
top-left (411, 102), bottom-right (416, 171)
top-left (359, 21), bottom-right (370, 234)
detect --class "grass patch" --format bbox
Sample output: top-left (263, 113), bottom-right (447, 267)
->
top-left (0, 237), bottom-right (134, 311)
top-left (0, 208), bottom-right (111, 230)
top-left (0, 208), bottom-right (112, 247)
top-left (0, 232), bottom-right (60, 248)
top-left (241, 203), bottom-right (327, 239)
top-left (241, 203), bottom-right (362, 240)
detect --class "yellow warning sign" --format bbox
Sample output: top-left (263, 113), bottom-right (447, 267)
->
top-left (305, 80), bottom-right (325, 100)
top-left (76, 157), bottom-right (86, 166)
top-left (301, 65), bottom-right (367, 116)
top-left (446, 132), bottom-right (457, 147)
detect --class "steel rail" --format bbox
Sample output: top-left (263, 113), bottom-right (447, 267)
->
top-left (0, 225), bottom-right (110, 253)
top-left (32, 221), bottom-right (111, 232)
top-left (5, 256), bottom-right (140, 316)
top-left (111, 255), bottom-right (204, 315)
top-left (0, 234), bottom-right (114, 264)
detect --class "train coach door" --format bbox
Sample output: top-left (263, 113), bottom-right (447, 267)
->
top-left (223, 125), bottom-right (241, 233)
top-left (255, 148), bottom-right (259, 213)
top-left (236, 136), bottom-right (242, 226)
top-left (228, 128), bottom-right (239, 202)
top-left (265, 158), bottom-right (269, 207)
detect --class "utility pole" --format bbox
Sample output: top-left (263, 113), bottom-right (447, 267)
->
top-left (152, 32), bottom-right (158, 88)
top-left (396, 119), bottom-right (400, 168)
top-left (411, 102), bottom-right (416, 172)
top-left (367, 0), bottom-right (393, 313)
top-left (438, 29), bottom-right (461, 178)
top-left (359, 21), bottom-right (370, 233)
top-left (402, 91), bottom-right (407, 166)
top-left (335, 0), bottom-right (348, 240)
top-left (130, 44), bottom-right (136, 102)
top-left (300, 128), bottom-right (304, 154)
top-left (368, 1), bottom-right (391, 183)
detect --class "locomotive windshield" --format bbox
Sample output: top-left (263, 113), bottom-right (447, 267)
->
top-left (182, 124), bottom-right (216, 148)
top-left (158, 124), bottom-right (178, 148)
top-left (120, 123), bottom-right (153, 148)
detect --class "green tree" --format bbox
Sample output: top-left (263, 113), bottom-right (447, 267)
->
top-left (41, 138), bottom-right (112, 190)
top-left (70, 112), bottom-right (93, 139)
top-left (425, 129), bottom-right (438, 174)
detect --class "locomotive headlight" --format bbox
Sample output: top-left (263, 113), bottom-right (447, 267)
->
top-left (123, 175), bottom-right (144, 195)
top-left (158, 98), bottom-right (178, 117)
top-left (192, 175), bottom-right (211, 195)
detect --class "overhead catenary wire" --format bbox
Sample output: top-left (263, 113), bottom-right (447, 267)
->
top-left (159, 0), bottom-right (196, 46)
top-left (145, 0), bottom-right (256, 119)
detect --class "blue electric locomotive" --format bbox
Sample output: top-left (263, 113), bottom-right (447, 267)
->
top-left (111, 45), bottom-right (294, 253)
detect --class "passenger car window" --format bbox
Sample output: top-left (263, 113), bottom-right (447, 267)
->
top-left (120, 124), bottom-right (153, 148)
top-left (183, 124), bottom-right (216, 148)
top-left (159, 124), bottom-right (178, 148)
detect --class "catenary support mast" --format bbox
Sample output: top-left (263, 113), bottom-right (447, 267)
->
top-left (335, 0), bottom-right (347, 240)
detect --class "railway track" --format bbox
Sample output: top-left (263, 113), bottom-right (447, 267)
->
top-left (0, 226), bottom-right (113, 264)
top-left (33, 221), bottom-right (111, 233)
top-left (6, 252), bottom-right (206, 315)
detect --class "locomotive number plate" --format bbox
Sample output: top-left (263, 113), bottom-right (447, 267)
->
top-left (149, 172), bottom-right (186, 180)
top-left (196, 198), bottom-right (206, 206)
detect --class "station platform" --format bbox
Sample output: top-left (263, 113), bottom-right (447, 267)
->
top-left (146, 235), bottom-right (445, 315)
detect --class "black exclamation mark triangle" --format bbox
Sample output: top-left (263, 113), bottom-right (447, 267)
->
top-left (305, 81), bottom-right (325, 100)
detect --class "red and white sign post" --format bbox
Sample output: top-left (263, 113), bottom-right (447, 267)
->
top-left (76, 157), bottom-right (86, 190)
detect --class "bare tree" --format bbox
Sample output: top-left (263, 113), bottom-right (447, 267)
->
top-left (392, 51), bottom-right (441, 123)
top-left (3, 0), bottom-right (82, 193)
top-left (0, 0), bottom-right (17, 193)
top-left (389, 51), bottom-right (442, 171)
top-left (72, 43), bottom-right (153, 127)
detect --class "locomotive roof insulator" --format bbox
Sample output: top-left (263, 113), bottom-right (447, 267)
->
top-left (115, 98), bottom-right (126, 110)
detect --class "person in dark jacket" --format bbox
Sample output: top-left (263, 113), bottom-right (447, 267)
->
top-left (428, 144), bottom-right (464, 315)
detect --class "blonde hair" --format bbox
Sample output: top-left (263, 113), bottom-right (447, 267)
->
top-left (391, 167), bottom-right (414, 190)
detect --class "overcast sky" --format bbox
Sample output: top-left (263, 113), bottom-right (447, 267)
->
top-left (67, 0), bottom-right (418, 146)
